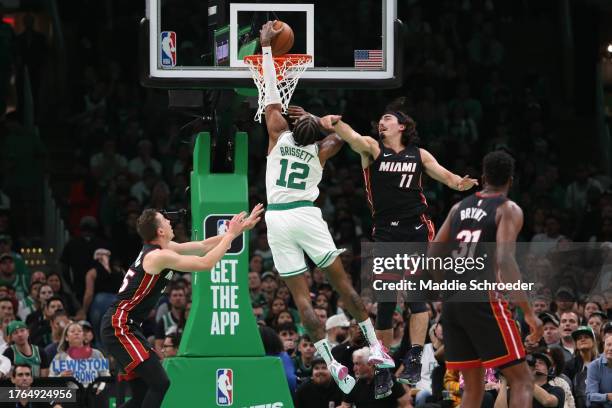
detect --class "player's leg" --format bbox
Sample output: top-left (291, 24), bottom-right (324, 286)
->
top-left (119, 377), bottom-right (148, 408)
top-left (499, 362), bottom-right (533, 408)
top-left (398, 214), bottom-right (435, 385)
top-left (299, 206), bottom-right (392, 399)
top-left (284, 274), bottom-right (324, 341)
top-left (284, 273), bottom-right (356, 393)
top-left (460, 367), bottom-right (486, 408)
top-left (374, 301), bottom-right (394, 348)
top-left (467, 298), bottom-right (530, 408)
top-left (131, 353), bottom-right (170, 408)
top-left (398, 303), bottom-right (429, 385)
top-left (298, 207), bottom-right (391, 365)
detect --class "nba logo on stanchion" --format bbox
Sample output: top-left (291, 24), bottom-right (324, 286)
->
top-left (217, 219), bottom-right (230, 236)
top-left (160, 31), bottom-right (176, 67)
top-left (216, 368), bottom-right (233, 406)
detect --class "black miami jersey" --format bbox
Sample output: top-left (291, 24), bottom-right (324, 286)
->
top-left (363, 142), bottom-right (427, 225)
top-left (109, 244), bottom-right (173, 325)
top-left (102, 244), bottom-right (174, 375)
top-left (443, 191), bottom-right (525, 370)
top-left (448, 191), bottom-right (507, 286)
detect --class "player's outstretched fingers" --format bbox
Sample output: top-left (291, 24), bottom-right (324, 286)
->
top-left (287, 105), bottom-right (307, 124)
top-left (320, 115), bottom-right (341, 131)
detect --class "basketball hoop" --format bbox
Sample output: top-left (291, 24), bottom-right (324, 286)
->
top-left (244, 54), bottom-right (312, 122)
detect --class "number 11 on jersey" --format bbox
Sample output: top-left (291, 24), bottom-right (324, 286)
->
top-left (399, 174), bottom-right (413, 188)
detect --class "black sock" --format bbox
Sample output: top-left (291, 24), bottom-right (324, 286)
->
top-left (409, 344), bottom-right (423, 360)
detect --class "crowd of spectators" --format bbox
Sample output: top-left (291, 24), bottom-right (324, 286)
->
top-left (1, 0), bottom-right (612, 407)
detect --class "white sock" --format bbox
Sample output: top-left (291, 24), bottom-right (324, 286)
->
top-left (358, 319), bottom-right (380, 347)
top-left (314, 339), bottom-right (335, 365)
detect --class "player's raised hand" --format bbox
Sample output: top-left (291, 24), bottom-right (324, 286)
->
top-left (227, 212), bottom-right (247, 237)
top-left (320, 115), bottom-right (342, 132)
top-left (260, 20), bottom-right (283, 47)
top-left (287, 105), bottom-right (308, 124)
top-left (242, 203), bottom-right (264, 231)
top-left (524, 312), bottom-right (543, 344)
top-left (457, 175), bottom-right (479, 191)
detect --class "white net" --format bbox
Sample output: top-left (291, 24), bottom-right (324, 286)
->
top-left (244, 55), bottom-right (312, 122)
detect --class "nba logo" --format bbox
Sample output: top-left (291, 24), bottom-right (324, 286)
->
top-left (160, 31), bottom-right (177, 67)
top-left (217, 219), bottom-right (230, 236)
top-left (216, 369), bottom-right (233, 406)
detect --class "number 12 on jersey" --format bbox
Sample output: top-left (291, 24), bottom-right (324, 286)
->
top-left (276, 159), bottom-right (310, 190)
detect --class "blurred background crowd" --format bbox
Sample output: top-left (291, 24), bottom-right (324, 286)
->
top-left (1, 0), bottom-right (612, 407)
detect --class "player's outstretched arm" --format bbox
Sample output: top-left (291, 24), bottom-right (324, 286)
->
top-left (317, 133), bottom-right (345, 164)
top-left (420, 148), bottom-right (479, 191)
top-left (320, 115), bottom-right (379, 165)
top-left (287, 105), bottom-right (334, 135)
top-left (496, 201), bottom-right (543, 343)
top-left (168, 204), bottom-right (264, 255)
top-left (149, 213), bottom-right (249, 272)
top-left (260, 21), bottom-right (289, 151)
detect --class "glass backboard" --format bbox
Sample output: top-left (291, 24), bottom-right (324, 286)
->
top-left (141, 0), bottom-right (403, 88)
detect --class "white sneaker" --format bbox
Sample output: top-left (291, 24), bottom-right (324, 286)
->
top-left (328, 360), bottom-right (349, 381)
top-left (328, 361), bottom-right (356, 394)
top-left (368, 342), bottom-right (395, 368)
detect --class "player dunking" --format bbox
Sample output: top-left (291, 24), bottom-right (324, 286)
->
top-left (259, 21), bottom-right (392, 394)
top-left (101, 206), bottom-right (263, 408)
top-left (432, 151), bottom-right (543, 408)
top-left (320, 112), bottom-right (478, 396)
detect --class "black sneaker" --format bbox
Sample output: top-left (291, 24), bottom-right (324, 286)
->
top-left (374, 368), bottom-right (394, 399)
top-left (398, 357), bottom-right (422, 385)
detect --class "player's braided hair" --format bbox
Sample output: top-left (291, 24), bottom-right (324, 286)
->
top-left (293, 115), bottom-right (319, 146)
top-left (482, 150), bottom-right (515, 187)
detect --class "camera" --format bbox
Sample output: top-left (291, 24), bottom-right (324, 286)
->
top-left (160, 209), bottom-right (189, 226)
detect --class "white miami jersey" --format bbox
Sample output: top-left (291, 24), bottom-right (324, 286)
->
top-left (266, 132), bottom-right (323, 204)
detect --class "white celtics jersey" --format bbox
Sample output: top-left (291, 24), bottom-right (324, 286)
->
top-left (266, 132), bottom-right (323, 204)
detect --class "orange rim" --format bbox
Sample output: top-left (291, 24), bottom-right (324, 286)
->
top-left (243, 54), bottom-right (312, 64)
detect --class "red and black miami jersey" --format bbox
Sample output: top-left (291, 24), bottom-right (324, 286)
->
top-left (449, 191), bottom-right (507, 244)
top-left (363, 142), bottom-right (427, 224)
top-left (109, 244), bottom-right (173, 326)
top-left (448, 191), bottom-right (507, 284)
top-left (443, 191), bottom-right (525, 370)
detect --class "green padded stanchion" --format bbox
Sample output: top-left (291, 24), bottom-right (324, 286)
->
top-left (162, 132), bottom-right (293, 407)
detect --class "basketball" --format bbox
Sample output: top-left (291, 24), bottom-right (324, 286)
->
top-left (271, 20), bottom-right (294, 56)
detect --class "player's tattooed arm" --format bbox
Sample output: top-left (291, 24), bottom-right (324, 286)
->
top-left (420, 148), bottom-right (478, 191)
top-left (320, 115), bottom-right (380, 167)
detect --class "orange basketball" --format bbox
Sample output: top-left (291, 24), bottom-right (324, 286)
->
top-left (271, 21), bottom-right (294, 56)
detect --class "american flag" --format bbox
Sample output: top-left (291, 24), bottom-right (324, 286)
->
top-left (354, 50), bottom-right (383, 69)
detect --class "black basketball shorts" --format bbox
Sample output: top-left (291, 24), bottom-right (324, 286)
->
top-left (101, 309), bottom-right (153, 380)
top-left (442, 294), bottom-right (525, 369)
top-left (372, 214), bottom-right (435, 315)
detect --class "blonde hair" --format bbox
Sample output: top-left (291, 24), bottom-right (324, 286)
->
top-left (58, 322), bottom-right (82, 353)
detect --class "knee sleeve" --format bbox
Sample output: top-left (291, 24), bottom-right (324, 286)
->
top-left (375, 301), bottom-right (395, 330)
